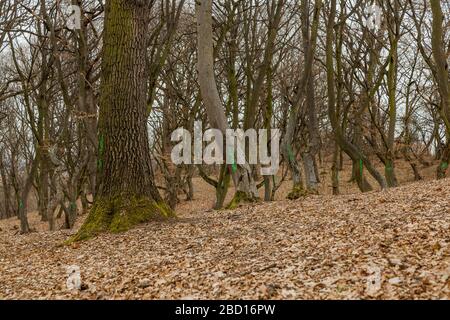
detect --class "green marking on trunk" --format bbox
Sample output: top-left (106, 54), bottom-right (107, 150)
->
top-left (287, 145), bottom-right (295, 162)
top-left (97, 159), bottom-right (103, 170)
top-left (225, 147), bottom-right (237, 174)
top-left (441, 162), bottom-right (449, 170)
top-left (19, 200), bottom-right (24, 209)
top-left (359, 159), bottom-right (364, 177)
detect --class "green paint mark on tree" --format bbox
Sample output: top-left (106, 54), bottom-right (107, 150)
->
top-left (97, 159), bottom-right (103, 170)
top-left (19, 200), bottom-right (24, 209)
top-left (441, 162), bottom-right (449, 170)
top-left (287, 145), bottom-right (295, 162)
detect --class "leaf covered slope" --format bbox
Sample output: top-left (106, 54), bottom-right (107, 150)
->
top-left (0, 178), bottom-right (449, 299)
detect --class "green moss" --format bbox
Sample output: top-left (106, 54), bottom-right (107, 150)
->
top-left (66, 195), bottom-right (175, 244)
top-left (286, 184), bottom-right (319, 200)
top-left (226, 191), bottom-right (258, 210)
top-left (287, 185), bottom-right (308, 200)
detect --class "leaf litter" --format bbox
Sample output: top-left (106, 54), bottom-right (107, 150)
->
top-left (0, 178), bottom-right (449, 300)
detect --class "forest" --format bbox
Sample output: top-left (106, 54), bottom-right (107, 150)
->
top-left (0, 0), bottom-right (449, 300)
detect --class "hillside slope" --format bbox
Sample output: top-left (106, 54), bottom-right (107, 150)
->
top-left (0, 178), bottom-right (449, 299)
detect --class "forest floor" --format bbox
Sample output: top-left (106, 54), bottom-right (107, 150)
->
top-left (0, 159), bottom-right (449, 299)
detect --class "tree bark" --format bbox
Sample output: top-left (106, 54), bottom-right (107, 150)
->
top-left (430, 0), bottom-right (450, 179)
top-left (70, 0), bottom-right (173, 242)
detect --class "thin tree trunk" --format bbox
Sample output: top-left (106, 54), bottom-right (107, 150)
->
top-left (0, 154), bottom-right (13, 218)
top-left (331, 143), bottom-right (340, 195)
top-left (283, 0), bottom-right (321, 199)
top-left (302, 0), bottom-right (321, 192)
top-left (430, 0), bottom-right (450, 179)
top-left (326, 0), bottom-right (387, 192)
top-left (17, 156), bottom-right (38, 234)
top-left (196, 0), bottom-right (258, 208)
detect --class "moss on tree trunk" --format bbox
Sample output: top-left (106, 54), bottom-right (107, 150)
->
top-left (226, 190), bottom-right (258, 210)
top-left (67, 195), bottom-right (174, 243)
top-left (69, 0), bottom-right (172, 242)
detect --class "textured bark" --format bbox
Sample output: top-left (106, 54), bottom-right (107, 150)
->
top-left (95, 0), bottom-right (160, 199)
top-left (71, 0), bottom-right (172, 242)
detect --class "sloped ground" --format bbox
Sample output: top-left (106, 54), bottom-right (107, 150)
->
top-left (0, 178), bottom-right (449, 299)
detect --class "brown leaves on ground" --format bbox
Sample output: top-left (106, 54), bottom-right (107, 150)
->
top-left (0, 178), bottom-right (449, 299)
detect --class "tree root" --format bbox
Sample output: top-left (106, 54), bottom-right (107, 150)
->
top-left (66, 195), bottom-right (175, 244)
top-left (286, 185), bottom-right (318, 200)
top-left (226, 191), bottom-right (259, 210)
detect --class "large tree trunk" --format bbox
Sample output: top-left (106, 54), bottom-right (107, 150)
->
top-left (70, 0), bottom-right (173, 242)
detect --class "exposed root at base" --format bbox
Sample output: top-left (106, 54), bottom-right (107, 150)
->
top-left (286, 185), bottom-right (318, 200)
top-left (66, 195), bottom-right (174, 244)
top-left (226, 191), bottom-right (259, 210)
